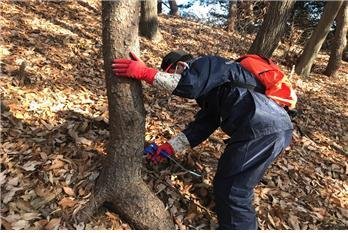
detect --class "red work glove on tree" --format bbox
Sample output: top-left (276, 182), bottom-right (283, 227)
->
top-left (112, 52), bottom-right (158, 84)
top-left (150, 142), bottom-right (175, 165)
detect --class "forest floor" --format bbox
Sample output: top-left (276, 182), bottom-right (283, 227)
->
top-left (1, 1), bottom-right (347, 230)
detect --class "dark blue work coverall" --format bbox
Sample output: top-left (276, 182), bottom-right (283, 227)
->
top-left (172, 56), bottom-right (293, 229)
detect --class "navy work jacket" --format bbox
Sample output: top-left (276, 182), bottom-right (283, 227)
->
top-left (172, 56), bottom-right (293, 147)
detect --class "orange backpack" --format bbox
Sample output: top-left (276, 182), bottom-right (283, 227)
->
top-left (236, 54), bottom-right (297, 110)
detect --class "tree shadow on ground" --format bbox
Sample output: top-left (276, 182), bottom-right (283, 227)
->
top-left (17, 1), bottom-right (98, 40)
top-left (1, 107), bottom-right (109, 228)
top-left (1, 1), bottom-right (104, 94)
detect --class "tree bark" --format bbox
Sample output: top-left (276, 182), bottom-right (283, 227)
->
top-left (169, 0), bottom-right (178, 16)
top-left (226, 1), bottom-right (238, 32)
top-left (140, 0), bottom-right (161, 41)
top-left (295, 1), bottom-right (344, 77)
top-left (343, 42), bottom-right (348, 61)
top-left (324, 2), bottom-right (348, 77)
top-left (248, 0), bottom-right (295, 58)
top-left (75, 0), bottom-right (174, 229)
top-left (157, 0), bottom-right (162, 14)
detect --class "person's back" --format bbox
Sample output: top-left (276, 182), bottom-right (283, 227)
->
top-left (172, 55), bottom-right (293, 145)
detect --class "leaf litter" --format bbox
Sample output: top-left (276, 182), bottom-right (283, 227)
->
top-left (1, 0), bottom-right (347, 230)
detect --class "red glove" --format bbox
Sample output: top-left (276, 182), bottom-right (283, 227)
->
top-left (149, 142), bottom-right (175, 165)
top-left (112, 52), bottom-right (158, 84)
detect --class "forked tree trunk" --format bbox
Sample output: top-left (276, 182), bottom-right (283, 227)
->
top-left (226, 1), bottom-right (238, 32)
top-left (324, 2), bottom-right (348, 77)
top-left (295, 1), bottom-right (344, 77)
top-left (248, 0), bottom-right (295, 58)
top-left (75, 0), bottom-right (174, 229)
top-left (140, 0), bottom-right (161, 40)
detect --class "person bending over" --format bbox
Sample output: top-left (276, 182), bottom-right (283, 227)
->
top-left (112, 50), bottom-right (293, 230)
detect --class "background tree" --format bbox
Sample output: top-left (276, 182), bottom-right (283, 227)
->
top-left (140, 0), bottom-right (161, 41)
top-left (169, 0), bottom-right (179, 16)
top-left (157, 0), bottom-right (162, 14)
top-left (248, 0), bottom-right (295, 58)
top-left (324, 2), bottom-right (348, 77)
top-left (295, 1), bottom-right (344, 77)
top-left (343, 42), bottom-right (348, 61)
top-left (76, 0), bottom-right (174, 229)
top-left (226, 0), bottom-right (237, 32)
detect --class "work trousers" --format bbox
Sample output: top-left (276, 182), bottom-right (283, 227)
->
top-left (213, 130), bottom-right (292, 229)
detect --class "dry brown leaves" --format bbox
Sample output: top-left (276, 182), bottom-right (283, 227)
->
top-left (1, 0), bottom-right (347, 230)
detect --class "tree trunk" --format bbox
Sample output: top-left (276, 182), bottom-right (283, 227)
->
top-left (140, 0), bottom-right (161, 40)
top-left (157, 0), bottom-right (162, 14)
top-left (169, 0), bottom-right (178, 16)
top-left (75, 0), bottom-right (174, 229)
top-left (248, 0), bottom-right (295, 58)
top-left (343, 42), bottom-right (348, 61)
top-left (295, 1), bottom-right (344, 77)
top-left (324, 2), bottom-right (348, 77)
top-left (226, 1), bottom-right (238, 32)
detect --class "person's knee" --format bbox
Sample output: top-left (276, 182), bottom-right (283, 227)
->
top-left (214, 179), bottom-right (253, 207)
top-left (229, 186), bottom-right (253, 208)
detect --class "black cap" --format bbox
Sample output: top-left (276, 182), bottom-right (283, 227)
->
top-left (161, 50), bottom-right (193, 71)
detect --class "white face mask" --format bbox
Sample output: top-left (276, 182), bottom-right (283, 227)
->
top-left (168, 61), bottom-right (189, 74)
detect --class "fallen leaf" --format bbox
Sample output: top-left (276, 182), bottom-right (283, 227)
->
top-left (311, 207), bottom-right (326, 220)
top-left (16, 199), bottom-right (35, 212)
top-left (21, 161), bottom-right (41, 171)
top-left (22, 212), bottom-right (41, 221)
top-left (58, 197), bottom-right (77, 209)
top-left (44, 218), bottom-right (61, 230)
top-left (3, 214), bottom-right (21, 223)
top-left (33, 219), bottom-right (48, 230)
top-left (0, 170), bottom-right (7, 185)
top-left (49, 159), bottom-right (65, 170)
top-left (3, 187), bottom-right (22, 204)
top-left (35, 185), bottom-right (50, 197)
top-left (288, 214), bottom-right (300, 229)
top-left (339, 207), bottom-right (348, 218)
top-left (11, 220), bottom-right (29, 230)
top-left (268, 212), bottom-right (276, 228)
top-left (1, 218), bottom-right (12, 229)
top-left (76, 137), bottom-right (92, 146)
top-left (7, 176), bottom-right (19, 186)
top-left (63, 186), bottom-right (75, 196)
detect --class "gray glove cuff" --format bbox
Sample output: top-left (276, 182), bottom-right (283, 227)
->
top-left (153, 71), bottom-right (181, 93)
top-left (168, 132), bottom-right (191, 153)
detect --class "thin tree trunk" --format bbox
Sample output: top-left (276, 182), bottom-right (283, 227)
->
top-left (226, 1), bottom-right (238, 32)
top-left (169, 0), bottom-right (178, 16)
top-left (157, 0), bottom-right (162, 14)
top-left (343, 42), bottom-right (348, 61)
top-left (295, 1), bottom-right (344, 77)
top-left (140, 0), bottom-right (161, 40)
top-left (324, 2), bottom-right (348, 77)
top-left (248, 0), bottom-right (295, 58)
top-left (75, 0), bottom-right (174, 229)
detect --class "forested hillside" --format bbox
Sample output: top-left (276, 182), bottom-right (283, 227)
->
top-left (1, 1), bottom-right (347, 230)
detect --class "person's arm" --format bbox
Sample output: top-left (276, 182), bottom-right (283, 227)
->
top-left (151, 72), bottom-right (182, 94)
top-left (112, 52), bottom-right (183, 94)
top-left (181, 106), bottom-right (220, 148)
top-left (166, 104), bottom-right (220, 156)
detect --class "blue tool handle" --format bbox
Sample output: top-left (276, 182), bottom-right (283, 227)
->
top-left (144, 143), bottom-right (170, 158)
top-left (144, 143), bottom-right (158, 155)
